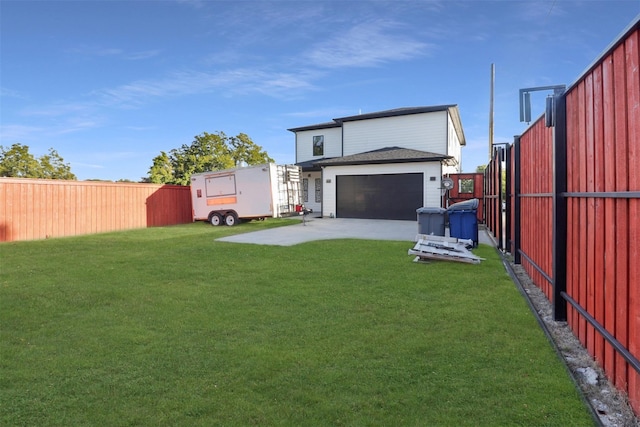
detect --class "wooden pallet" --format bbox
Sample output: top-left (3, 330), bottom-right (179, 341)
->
top-left (408, 235), bottom-right (483, 264)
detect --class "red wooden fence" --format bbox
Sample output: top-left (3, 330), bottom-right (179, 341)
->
top-left (484, 148), bottom-right (508, 250)
top-left (518, 118), bottom-right (554, 301)
top-left (564, 25), bottom-right (639, 409)
top-left (444, 172), bottom-right (484, 222)
top-left (487, 20), bottom-right (640, 415)
top-left (0, 178), bottom-right (193, 242)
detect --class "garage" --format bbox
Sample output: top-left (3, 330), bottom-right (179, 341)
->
top-left (336, 173), bottom-right (423, 220)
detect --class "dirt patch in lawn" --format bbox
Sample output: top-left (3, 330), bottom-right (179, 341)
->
top-left (510, 263), bottom-right (639, 427)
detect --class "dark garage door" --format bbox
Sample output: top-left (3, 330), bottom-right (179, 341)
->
top-left (336, 173), bottom-right (424, 220)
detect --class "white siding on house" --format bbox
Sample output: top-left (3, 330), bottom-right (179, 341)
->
top-left (444, 114), bottom-right (462, 175)
top-left (296, 127), bottom-right (342, 163)
top-left (341, 111), bottom-right (448, 156)
top-left (321, 163), bottom-right (443, 218)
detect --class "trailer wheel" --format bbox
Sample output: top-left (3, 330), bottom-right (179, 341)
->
top-left (224, 212), bottom-right (238, 226)
top-left (209, 213), bottom-right (223, 226)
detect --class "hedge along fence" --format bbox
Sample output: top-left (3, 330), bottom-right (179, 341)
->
top-left (490, 18), bottom-right (640, 415)
top-left (0, 178), bottom-right (193, 242)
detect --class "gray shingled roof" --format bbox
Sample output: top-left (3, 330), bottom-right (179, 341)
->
top-left (333, 105), bottom-right (455, 123)
top-left (314, 147), bottom-right (452, 167)
top-left (295, 158), bottom-right (333, 171)
top-left (287, 121), bottom-right (341, 132)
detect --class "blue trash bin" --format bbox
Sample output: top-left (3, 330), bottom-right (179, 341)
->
top-left (448, 210), bottom-right (478, 246)
top-left (447, 207), bottom-right (478, 246)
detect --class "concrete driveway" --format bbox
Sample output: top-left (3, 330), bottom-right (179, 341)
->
top-left (216, 217), bottom-right (495, 247)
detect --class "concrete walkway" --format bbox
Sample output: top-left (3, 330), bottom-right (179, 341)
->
top-left (216, 217), bottom-right (495, 247)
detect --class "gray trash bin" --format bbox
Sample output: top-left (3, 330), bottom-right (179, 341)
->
top-left (416, 207), bottom-right (447, 236)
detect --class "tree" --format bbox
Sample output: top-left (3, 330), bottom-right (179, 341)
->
top-left (476, 165), bottom-right (487, 173)
top-left (0, 143), bottom-right (76, 180)
top-left (39, 149), bottom-right (76, 179)
top-left (147, 132), bottom-right (274, 185)
top-left (147, 151), bottom-right (174, 184)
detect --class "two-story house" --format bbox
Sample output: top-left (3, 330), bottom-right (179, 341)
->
top-left (288, 105), bottom-right (465, 220)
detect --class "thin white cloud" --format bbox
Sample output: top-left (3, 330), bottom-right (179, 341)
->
top-left (67, 46), bottom-right (123, 56)
top-left (125, 125), bottom-right (157, 131)
top-left (93, 70), bottom-right (228, 106)
top-left (175, 0), bottom-right (206, 9)
top-left (21, 102), bottom-right (90, 117)
top-left (71, 162), bottom-right (104, 170)
top-left (55, 118), bottom-right (102, 135)
top-left (0, 87), bottom-right (27, 99)
top-left (92, 67), bottom-right (319, 107)
top-left (125, 50), bottom-right (162, 60)
top-left (0, 124), bottom-right (45, 142)
top-left (87, 151), bottom-right (139, 161)
top-left (0, 112), bottom-right (103, 143)
top-left (67, 46), bottom-right (161, 60)
top-left (250, 70), bottom-right (319, 96)
top-left (305, 20), bottom-right (431, 69)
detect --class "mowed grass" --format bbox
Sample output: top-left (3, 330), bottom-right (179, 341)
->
top-left (0, 221), bottom-right (594, 426)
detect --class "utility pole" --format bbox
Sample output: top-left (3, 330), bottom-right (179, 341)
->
top-left (489, 63), bottom-right (495, 161)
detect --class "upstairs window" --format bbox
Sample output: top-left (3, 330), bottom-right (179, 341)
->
top-left (313, 135), bottom-right (324, 156)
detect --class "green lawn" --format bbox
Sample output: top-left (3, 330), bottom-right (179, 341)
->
top-left (0, 221), bottom-right (594, 426)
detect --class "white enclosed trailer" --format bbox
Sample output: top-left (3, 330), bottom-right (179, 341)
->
top-left (190, 163), bottom-right (303, 226)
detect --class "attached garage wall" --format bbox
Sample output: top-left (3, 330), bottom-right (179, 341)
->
top-left (321, 162), bottom-right (443, 219)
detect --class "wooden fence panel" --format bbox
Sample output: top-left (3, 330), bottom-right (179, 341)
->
top-left (563, 26), bottom-right (640, 414)
top-left (518, 117), bottom-right (554, 300)
top-left (486, 148), bottom-right (501, 247)
top-left (625, 27), bottom-right (640, 413)
top-left (0, 179), bottom-right (193, 242)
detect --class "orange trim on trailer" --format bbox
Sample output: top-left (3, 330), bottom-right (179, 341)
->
top-left (207, 196), bottom-right (237, 206)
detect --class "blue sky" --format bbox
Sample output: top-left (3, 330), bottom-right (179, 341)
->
top-left (2, 0), bottom-right (639, 181)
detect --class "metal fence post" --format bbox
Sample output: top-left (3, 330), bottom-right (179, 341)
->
top-left (513, 136), bottom-right (521, 264)
top-left (552, 91), bottom-right (568, 321)
top-left (505, 145), bottom-right (511, 254)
